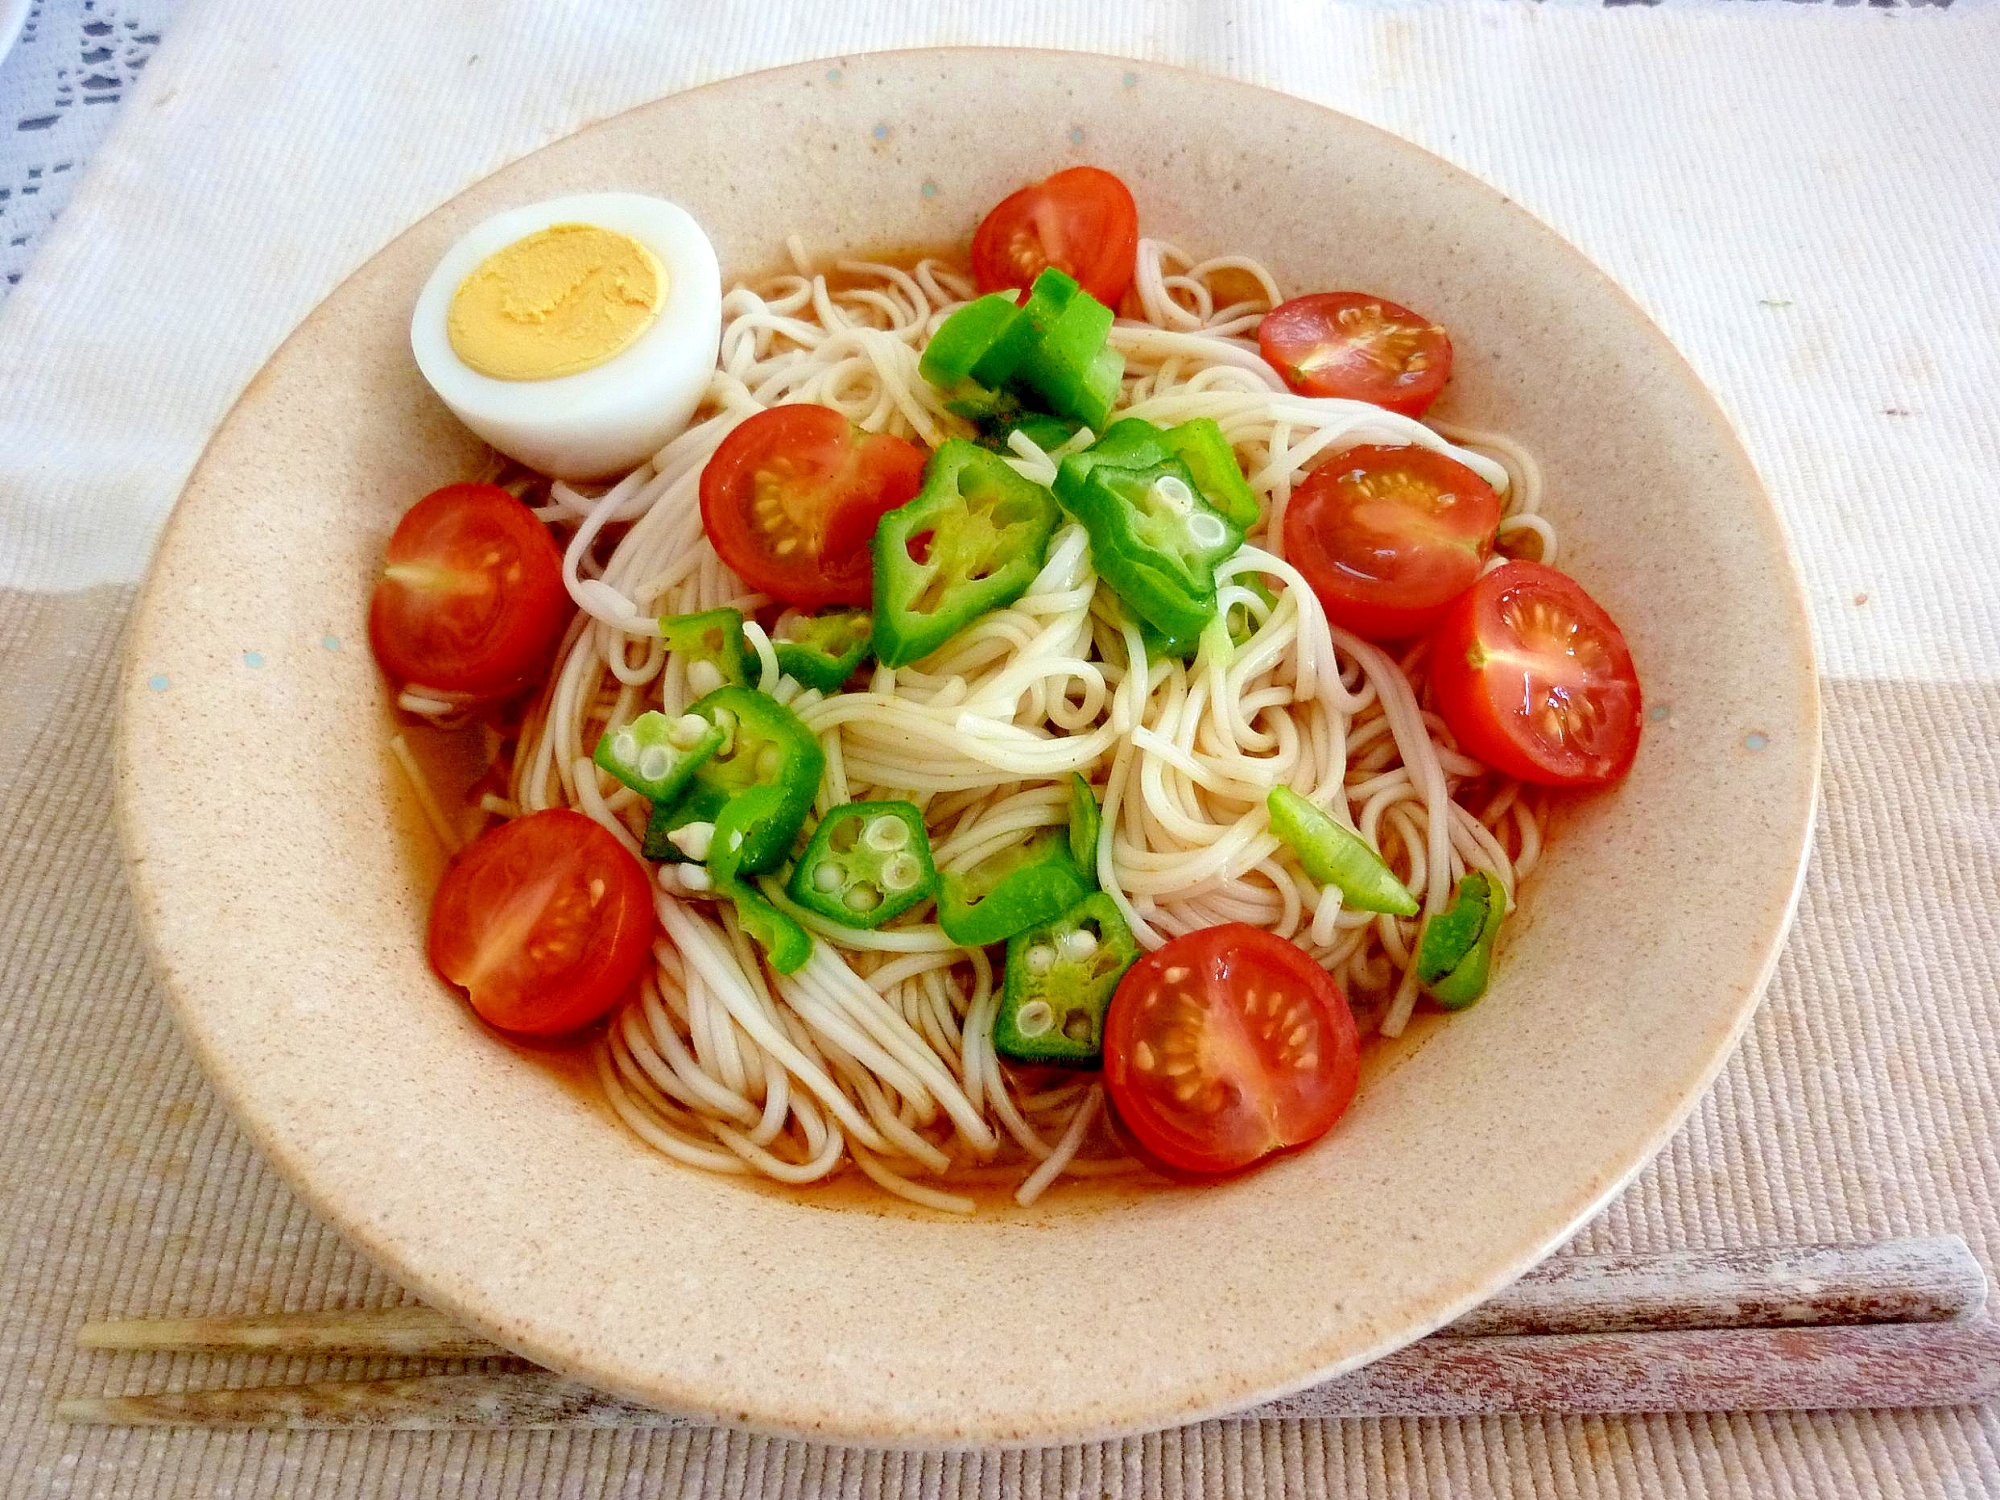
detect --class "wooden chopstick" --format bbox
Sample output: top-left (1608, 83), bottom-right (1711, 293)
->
top-left (1436, 1235), bottom-right (1987, 1337)
top-left (57, 1321), bottom-right (2000, 1427)
top-left (74, 1305), bottom-right (503, 1360)
top-left (60, 1236), bottom-right (1996, 1427)
top-left (72, 1236), bottom-right (1986, 1359)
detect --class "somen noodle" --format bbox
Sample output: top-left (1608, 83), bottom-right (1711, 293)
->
top-left (411, 238), bottom-right (1552, 1211)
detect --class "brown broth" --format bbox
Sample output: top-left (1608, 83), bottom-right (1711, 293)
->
top-left (379, 243), bottom-right (1498, 1217)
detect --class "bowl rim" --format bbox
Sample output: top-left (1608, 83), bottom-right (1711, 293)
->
top-left (115, 45), bottom-right (1823, 1446)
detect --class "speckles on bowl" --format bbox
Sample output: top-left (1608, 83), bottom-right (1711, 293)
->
top-left (1122, 71), bottom-right (1140, 88)
top-left (1068, 126), bottom-right (1086, 146)
top-left (825, 67), bottom-right (842, 83)
top-left (1744, 731), bottom-right (1769, 752)
top-left (871, 122), bottom-right (889, 141)
top-left (920, 180), bottom-right (938, 200)
top-left (147, 673), bottom-right (169, 692)
top-left (322, 634), bottom-right (342, 651)
top-left (242, 650), bottom-right (264, 669)
top-left (1649, 703), bottom-right (1670, 723)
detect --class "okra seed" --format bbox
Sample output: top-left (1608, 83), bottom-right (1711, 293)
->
top-left (846, 885), bottom-right (881, 913)
top-left (1188, 513), bottom-right (1228, 549)
top-left (687, 660), bottom-right (724, 696)
top-left (755, 744), bottom-right (782, 779)
top-left (667, 821), bottom-right (715, 861)
top-left (1063, 1013), bottom-right (1092, 1043)
top-left (1153, 474), bottom-right (1195, 515)
top-left (1059, 929), bottom-right (1098, 961)
top-left (668, 714), bottom-right (710, 750)
top-left (813, 862), bottom-right (842, 893)
top-left (882, 854), bottom-right (921, 892)
top-left (637, 744), bottom-right (673, 782)
top-left (1016, 1000), bottom-right (1055, 1037)
top-left (863, 816), bottom-right (909, 851)
top-left (613, 730), bottom-right (639, 762)
top-left (1025, 945), bottom-right (1057, 975)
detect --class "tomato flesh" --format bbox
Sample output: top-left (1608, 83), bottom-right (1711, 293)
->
top-left (427, 808), bottom-right (656, 1036)
top-left (1285, 443), bottom-right (1500, 642)
top-left (700, 404), bottom-right (926, 609)
top-left (1103, 924), bottom-right (1358, 1176)
top-left (1258, 292), bottom-right (1453, 416)
top-left (368, 482), bottom-right (570, 702)
top-left (971, 166), bottom-right (1140, 308)
top-left (1428, 560), bottom-right (1643, 787)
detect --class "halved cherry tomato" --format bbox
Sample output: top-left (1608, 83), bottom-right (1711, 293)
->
top-left (1258, 292), bottom-right (1452, 416)
top-left (1285, 444), bottom-right (1500, 641)
top-left (971, 166), bottom-right (1140, 308)
top-left (1428, 560), bottom-right (1643, 787)
top-left (1103, 924), bottom-right (1359, 1176)
top-left (427, 809), bottom-right (655, 1036)
top-left (700, 404), bottom-right (926, 609)
top-left (368, 482), bottom-right (570, 701)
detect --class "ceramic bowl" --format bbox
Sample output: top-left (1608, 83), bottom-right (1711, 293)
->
top-left (117, 49), bottom-right (1818, 1445)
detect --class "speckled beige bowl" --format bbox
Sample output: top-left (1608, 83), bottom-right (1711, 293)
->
top-left (117, 50), bottom-right (1818, 1445)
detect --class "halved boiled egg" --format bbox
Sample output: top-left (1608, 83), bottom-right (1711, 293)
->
top-left (411, 193), bottom-right (722, 480)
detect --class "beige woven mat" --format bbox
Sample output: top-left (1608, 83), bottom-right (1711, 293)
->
top-left (3, 584), bottom-right (1995, 1493)
top-left (3, 1), bottom-right (1999, 1495)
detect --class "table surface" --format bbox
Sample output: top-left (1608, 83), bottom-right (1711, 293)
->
top-left (1, 1), bottom-right (1995, 1497)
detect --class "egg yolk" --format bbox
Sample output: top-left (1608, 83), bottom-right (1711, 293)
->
top-left (447, 223), bottom-right (664, 381)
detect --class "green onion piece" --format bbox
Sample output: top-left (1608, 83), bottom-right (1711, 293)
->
top-left (659, 607), bottom-right (757, 693)
top-left (786, 800), bottom-right (938, 929)
top-left (1414, 869), bottom-right (1508, 1008)
top-left (1267, 786), bottom-right (1419, 917)
top-left (592, 709), bottom-right (725, 804)
top-left (993, 892), bottom-right (1138, 1066)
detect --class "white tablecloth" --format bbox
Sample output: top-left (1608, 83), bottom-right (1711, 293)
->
top-left (2, 2), bottom-right (1997, 1496)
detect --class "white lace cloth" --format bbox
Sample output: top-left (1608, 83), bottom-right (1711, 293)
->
top-left (0, 0), bottom-right (179, 292)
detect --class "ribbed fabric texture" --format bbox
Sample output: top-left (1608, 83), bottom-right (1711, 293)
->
top-left (3, 1), bottom-right (1998, 1494)
top-left (3, 586), bottom-right (1995, 1494)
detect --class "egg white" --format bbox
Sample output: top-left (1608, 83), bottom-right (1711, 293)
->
top-left (410, 192), bottom-right (722, 480)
